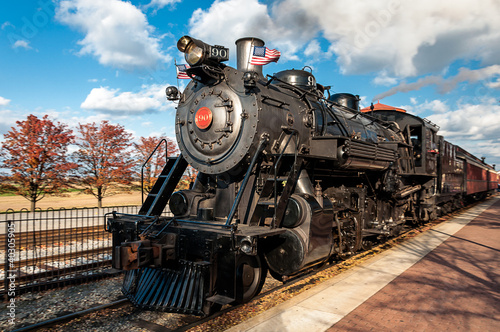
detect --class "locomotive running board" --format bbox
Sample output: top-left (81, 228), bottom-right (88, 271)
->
top-left (122, 260), bottom-right (211, 316)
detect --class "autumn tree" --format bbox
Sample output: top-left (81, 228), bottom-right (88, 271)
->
top-left (73, 121), bottom-right (134, 208)
top-left (1, 114), bottom-right (76, 211)
top-left (177, 165), bottom-right (198, 190)
top-left (133, 136), bottom-right (178, 192)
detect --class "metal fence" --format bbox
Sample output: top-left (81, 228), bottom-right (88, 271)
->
top-left (0, 206), bottom-right (167, 297)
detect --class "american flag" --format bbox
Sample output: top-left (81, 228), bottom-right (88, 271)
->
top-left (176, 64), bottom-right (191, 79)
top-left (250, 46), bottom-right (281, 65)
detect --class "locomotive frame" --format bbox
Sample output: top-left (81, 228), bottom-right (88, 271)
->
top-left (106, 36), bottom-right (499, 316)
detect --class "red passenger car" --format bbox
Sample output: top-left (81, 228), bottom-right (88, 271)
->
top-left (457, 147), bottom-right (498, 198)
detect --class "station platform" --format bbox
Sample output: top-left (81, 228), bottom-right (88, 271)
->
top-left (228, 196), bottom-right (500, 332)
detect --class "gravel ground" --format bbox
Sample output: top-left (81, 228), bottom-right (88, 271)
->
top-left (0, 272), bottom-right (281, 332)
top-left (0, 200), bottom-right (481, 332)
top-left (0, 232), bottom-right (437, 332)
top-left (0, 275), bottom-right (125, 331)
top-left (0, 272), bottom-right (197, 331)
top-left (0, 273), bottom-right (207, 331)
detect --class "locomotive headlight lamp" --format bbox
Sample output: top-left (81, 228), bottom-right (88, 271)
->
top-left (177, 35), bottom-right (229, 66)
top-left (185, 43), bottom-right (204, 66)
top-left (165, 86), bottom-right (180, 101)
top-left (239, 236), bottom-right (255, 255)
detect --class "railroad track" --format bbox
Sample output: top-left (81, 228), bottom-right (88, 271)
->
top-left (1, 225), bottom-right (112, 296)
top-left (7, 202), bottom-right (478, 332)
top-left (0, 225), bottom-right (109, 248)
top-left (10, 298), bottom-right (131, 332)
top-left (4, 199), bottom-right (488, 332)
top-left (0, 246), bottom-right (111, 273)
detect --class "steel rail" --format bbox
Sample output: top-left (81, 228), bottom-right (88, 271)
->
top-left (11, 298), bottom-right (130, 332)
top-left (10, 199), bottom-right (484, 332)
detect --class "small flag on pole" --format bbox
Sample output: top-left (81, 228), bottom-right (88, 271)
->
top-left (250, 46), bottom-right (281, 65)
top-left (176, 64), bottom-right (191, 79)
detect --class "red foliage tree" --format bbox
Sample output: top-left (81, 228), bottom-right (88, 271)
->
top-left (177, 165), bottom-right (198, 190)
top-left (133, 136), bottom-right (178, 192)
top-left (73, 121), bottom-right (134, 208)
top-left (1, 114), bottom-right (76, 211)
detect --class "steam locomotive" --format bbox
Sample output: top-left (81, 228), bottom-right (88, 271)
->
top-left (106, 36), bottom-right (499, 316)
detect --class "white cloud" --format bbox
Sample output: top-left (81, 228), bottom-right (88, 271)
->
top-left (301, 0), bottom-right (500, 77)
top-left (427, 100), bottom-right (500, 141)
top-left (189, 0), bottom-right (316, 62)
top-left (303, 40), bottom-right (322, 59)
top-left (1, 21), bottom-right (14, 30)
top-left (0, 96), bottom-right (11, 107)
top-left (487, 78), bottom-right (500, 89)
top-left (358, 95), bottom-right (368, 109)
top-left (373, 71), bottom-right (398, 86)
top-left (81, 84), bottom-right (172, 114)
top-left (426, 99), bottom-right (500, 166)
top-left (87, 78), bottom-right (107, 83)
top-left (188, 0), bottom-right (500, 78)
top-left (189, 0), bottom-right (273, 51)
top-left (395, 104), bottom-right (415, 114)
top-left (70, 113), bottom-right (114, 127)
top-left (12, 40), bottom-right (32, 50)
top-left (56, 0), bottom-right (170, 70)
top-left (0, 109), bottom-right (17, 135)
top-left (421, 99), bottom-right (449, 114)
top-left (144, 0), bottom-right (181, 11)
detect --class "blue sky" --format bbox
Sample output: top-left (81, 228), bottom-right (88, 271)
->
top-left (1, 0), bottom-right (500, 167)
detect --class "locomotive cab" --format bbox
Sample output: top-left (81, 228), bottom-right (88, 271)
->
top-left (367, 109), bottom-right (439, 176)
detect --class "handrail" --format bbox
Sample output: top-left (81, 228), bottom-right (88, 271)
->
top-left (273, 129), bottom-right (298, 228)
top-left (144, 155), bottom-right (187, 216)
top-left (141, 139), bottom-right (169, 205)
top-left (225, 136), bottom-right (269, 226)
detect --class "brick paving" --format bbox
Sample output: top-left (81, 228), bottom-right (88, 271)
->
top-left (329, 199), bottom-right (500, 332)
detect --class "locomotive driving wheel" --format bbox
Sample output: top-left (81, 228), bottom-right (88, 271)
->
top-left (235, 254), bottom-right (267, 303)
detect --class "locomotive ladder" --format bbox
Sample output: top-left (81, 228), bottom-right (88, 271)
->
top-left (139, 155), bottom-right (188, 216)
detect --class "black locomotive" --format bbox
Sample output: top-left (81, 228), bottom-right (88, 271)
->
top-left (106, 36), bottom-right (498, 316)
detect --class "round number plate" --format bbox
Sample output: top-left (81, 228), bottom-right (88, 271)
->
top-left (195, 107), bottom-right (213, 129)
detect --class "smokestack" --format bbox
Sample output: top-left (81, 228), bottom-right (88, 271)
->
top-left (235, 37), bottom-right (264, 76)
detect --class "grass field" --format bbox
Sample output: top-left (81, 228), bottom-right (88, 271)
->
top-left (0, 190), bottom-right (143, 212)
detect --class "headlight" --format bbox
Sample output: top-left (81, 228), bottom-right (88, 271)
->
top-left (239, 236), bottom-right (255, 255)
top-left (165, 86), bottom-right (180, 101)
top-left (177, 35), bottom-right (229, 67)
top-left (185, 43), bottom-right (204, 66)
top-left (177, 36), bottom-right (193, 53)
